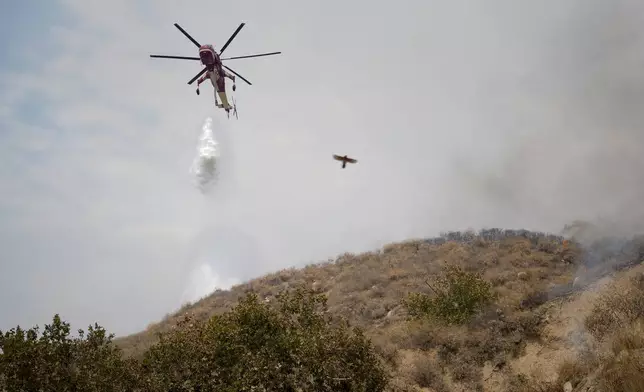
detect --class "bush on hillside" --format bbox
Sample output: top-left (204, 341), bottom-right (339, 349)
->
top-left (140, 286), bottom-right (389, 392)
top-left (1, 288), bottom-right (389, 392)
top-left (404, 265), bottom-right (495, 325)
top-left (0, 314), bottom-right (140, 392)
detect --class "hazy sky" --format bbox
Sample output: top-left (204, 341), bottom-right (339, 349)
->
top-left (2, 0), bottom-right (644, 336)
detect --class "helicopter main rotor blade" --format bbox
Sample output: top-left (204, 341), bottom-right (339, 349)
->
top-left (221, 51), bottom-right (282, 61)
top-left (223, 65), bottom-right (252, 86)
top-left (219, 22), bottom-right (245, 55)
top-left (150, 55), bottom-right (201, 60)
top-left (174, 23), bottom-right (201, 48)
top-left (188, 67), bottom-right (208, 85)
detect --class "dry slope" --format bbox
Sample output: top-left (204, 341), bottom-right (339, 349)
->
top-left (115, 228), bottom-right (644, 392)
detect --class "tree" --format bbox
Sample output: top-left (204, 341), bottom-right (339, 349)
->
top-left (1, 288), bottom-right (390, 392)
top-left (142, 287), bottom-right (390, 392)
top-left (0, 314), bottom-right (140, 392)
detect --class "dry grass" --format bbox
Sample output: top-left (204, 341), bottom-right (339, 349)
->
top-left (408, 353), bottom-right (447, 391)
top-left (506, 354), bottom-right (599, 392)
top-left (521, 270), bottom-right (644, 392)
top-left (586, 272), bottom-right (644, 392)
top-left (585, 272), bottom-right (644, 341)
top-left (113, 228), bottom-right (644, 391)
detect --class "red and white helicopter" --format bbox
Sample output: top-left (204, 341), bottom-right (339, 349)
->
top-left (150, 22), bottom-right (281, 119)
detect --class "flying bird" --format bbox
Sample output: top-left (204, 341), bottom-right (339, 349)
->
top-left (333, 154), bottom-right (358, 169)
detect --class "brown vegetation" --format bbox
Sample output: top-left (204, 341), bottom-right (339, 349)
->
top-left (2, 226), bottom-right (643, 391)
top-left (510, 267), bottom-right (644, 392)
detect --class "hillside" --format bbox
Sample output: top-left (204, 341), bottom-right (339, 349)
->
top-left (112, 227), bottom-right (644, 391)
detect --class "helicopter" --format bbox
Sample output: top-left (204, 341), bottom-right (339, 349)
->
top-left (150, 22), bottom-right (281, 118)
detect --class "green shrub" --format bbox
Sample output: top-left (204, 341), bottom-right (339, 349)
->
top-left (141, 286), bottom-right (390, 392)
top-left (1, 288), bottom-right (388, 392)
top-left (0, 314), bottom-right (140, 392)
top-left (404, 265), bottom-right (495, 324)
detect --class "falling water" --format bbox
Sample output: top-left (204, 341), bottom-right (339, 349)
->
top-left (189, 117), bottom-right (219, 194)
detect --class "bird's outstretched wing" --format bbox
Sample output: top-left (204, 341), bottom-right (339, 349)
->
top-left (333, 155), bottom-right (344, 161)
top-left (345, 157), bottom-right (357, 164)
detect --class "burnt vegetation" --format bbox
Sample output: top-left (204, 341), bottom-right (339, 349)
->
top-left (2, 225), bottom-right (643, 391)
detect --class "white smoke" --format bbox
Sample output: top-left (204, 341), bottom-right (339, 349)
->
top-left (181, 262), bottom-right (240, 304)
top-left (189, 117), bottom-right (220, 194)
